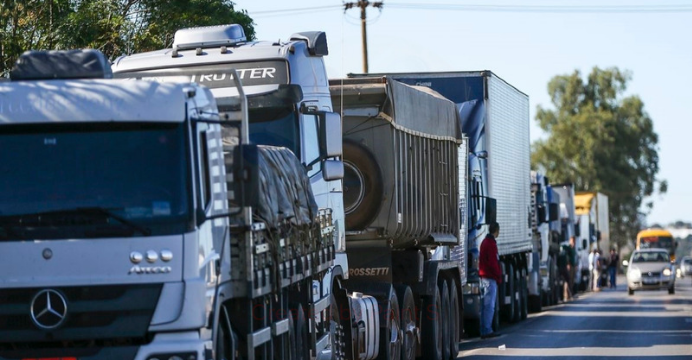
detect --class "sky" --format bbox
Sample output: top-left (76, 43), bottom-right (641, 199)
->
top-left (235, 0), bottom-right (692, 226)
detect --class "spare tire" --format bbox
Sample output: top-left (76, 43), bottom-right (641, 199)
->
top-left (343, 140), bottom-right (384, 230)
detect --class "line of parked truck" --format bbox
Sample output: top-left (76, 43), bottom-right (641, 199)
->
top-left (0, 24), bottom-right (609, 360)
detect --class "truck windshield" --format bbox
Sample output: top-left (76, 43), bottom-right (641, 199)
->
top-left (0, 122), bottom-right (190, 240)
top-left (249, 106), bottom-right (300, 156)
top-left (632, 252), bottom-right (670, 263)
top-left (639, 236), bottom-right (673, 250)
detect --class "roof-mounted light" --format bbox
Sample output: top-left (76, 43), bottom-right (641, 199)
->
top-left (9, 49), bottom-right (113, 81)
top-left (172, 24), bottom-right (247, 53)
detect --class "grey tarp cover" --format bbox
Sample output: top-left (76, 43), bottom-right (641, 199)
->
top-left (253, 145), bottom-right (318, 227)
top-left (386, 79), bottom-right (458, 139)
top-left (10, 49), bottom-right (113, 80)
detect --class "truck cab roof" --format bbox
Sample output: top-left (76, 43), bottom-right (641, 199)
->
top-left (1, 49), bottom-right (217, 124)
top-left (0, 79), bottom-right (215, 124)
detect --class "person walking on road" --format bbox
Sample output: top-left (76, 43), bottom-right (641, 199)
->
top-left (568, 237), bottom-right (578, 298)
top-left (558, 243), bottom-right (572, 301)
top-left (608, 248), bottom-right (619, 288)
top-left (592, 249), bottom-right (601, 291)
top-left (588, 248), bottom-right (596, 291)
top-left (479, 222), bottom-right (502, 339)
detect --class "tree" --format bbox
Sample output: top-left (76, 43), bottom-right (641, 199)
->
top-left (1, 0), bottom-right (255, 76)
top-left (532, 67), bottom-right (667, 250)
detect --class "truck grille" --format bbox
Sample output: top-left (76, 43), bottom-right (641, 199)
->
top-left (0, 284), bottom-right (162, 345)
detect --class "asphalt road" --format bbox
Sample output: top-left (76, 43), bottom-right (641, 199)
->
top-left (457, 275), bottom-right (692, 359)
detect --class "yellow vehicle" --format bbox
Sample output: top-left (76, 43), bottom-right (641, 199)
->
top-left (636, 229), bottom-right (676, 262)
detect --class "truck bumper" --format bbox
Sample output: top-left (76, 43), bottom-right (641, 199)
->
top-left (0, 332), bottom-right (207, 360)
top-left (134, 332), bottom-right (208, 360)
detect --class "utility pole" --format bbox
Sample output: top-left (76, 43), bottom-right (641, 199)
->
top-left (344, 1), bottom-right (384, 73)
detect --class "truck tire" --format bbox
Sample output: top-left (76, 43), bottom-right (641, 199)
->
top-left (439, 281), bottom-right (451, 360)
top-left (463, 318), bottom-right (480, 338)
top-left (343, 140), bottom-right (384, 230)
top-left (529, 294), bottom-right (542, 313)
top-left (448, 281), bottom-right (460, 360)
top-left (216, 306), bottom-right (234, 360)
top-left (421, 286), bottom-right (443, 360)
top-left (395, 285), bottom-right (417, 360)
top-left (520, 273), bottom-right (528, 320)
top-left (330, 292), bottom-right (346, 360)
top-left (294, 304), bottom-right (310, 360)
top-left (378, 287), bottom-right (402, 360)
top-left (512, 266), bottom-right (521, 323)
top-left (502, 263), bottom-right (515, 322)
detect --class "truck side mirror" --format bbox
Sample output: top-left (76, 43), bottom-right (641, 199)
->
top-left (322, 159), bottom-right (344, 181)
top-left (319, 112), bottom-right (342, 158)
top-left (485, 197), bottom-right (497, 225)
top-left (622, 260), bottom-right (629, 267)
top-left (548, 203), bottom-right (559, 221)
top-left (537, 205), bottom-right (547, 224)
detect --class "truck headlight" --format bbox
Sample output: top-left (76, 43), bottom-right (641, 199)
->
top-left (663, 268), bottom-right (672, 277)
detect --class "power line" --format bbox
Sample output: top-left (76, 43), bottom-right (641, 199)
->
top-left (249, 3), bottom-right (692, 17)
top-left (386, 3), bottom-right (692, 13)
top-left (250, 5), bottom-right (342, 16)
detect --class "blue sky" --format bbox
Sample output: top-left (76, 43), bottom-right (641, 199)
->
top-left (236, 0), bottom-right (692, 226)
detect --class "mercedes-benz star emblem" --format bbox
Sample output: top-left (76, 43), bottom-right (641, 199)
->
top-left (30, 289), bottom-right (67, 329)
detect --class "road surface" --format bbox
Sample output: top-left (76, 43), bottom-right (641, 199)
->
top-left (457, 276), bottom-right (692, 359)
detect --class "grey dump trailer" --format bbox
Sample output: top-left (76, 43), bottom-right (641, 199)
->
top-left (330, 76), bottom-right (468, 360)
top-left (349, 71), bottom-right (532, 335)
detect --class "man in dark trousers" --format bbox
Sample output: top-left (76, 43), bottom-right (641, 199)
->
top-left (608, 248), bottom-right (619, 288)
top-left (479, 222), bottom-right (502, 339)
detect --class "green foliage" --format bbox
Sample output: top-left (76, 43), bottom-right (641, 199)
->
top-left (1, 0), bottom-right (255, 76)
top-left (532, 67), bottom-right (666, 249)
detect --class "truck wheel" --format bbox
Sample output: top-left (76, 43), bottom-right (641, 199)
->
top-left (343, 140), bottom-right (384, 230)
top-left (280, 310), bottom-right (295, 360)
top-left (464, 318), bottom-right (479, 338)
top-left (520, 274), bottom-right (528, 320)
top-left (502, 263), bottom-right (515, 322)
top-left (512, 266), bottom-right (521, 323)
top-left (421, 286), bottom-right (443, 360)
top-left (216, 307), bottom-right (234, 360)
top-left (294, 304), bottom-right (310, 360)
top-left (378, 287), bottom-right (401, 360)
top-left (439, 281), bottom-right (451, 360)
top-left (529, 294), bottom-right (542, 313)
top-left (448, 281), bottom-right (460, 360)
top-left (330, 292), bottom-right (346, 360)
top-left (395, 285), bottom-right (417, 360)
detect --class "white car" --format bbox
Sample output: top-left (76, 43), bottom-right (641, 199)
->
top-left (680, 256), bottom-right (692, 277)
top-left (624, 249), bottom-right (676, 295)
